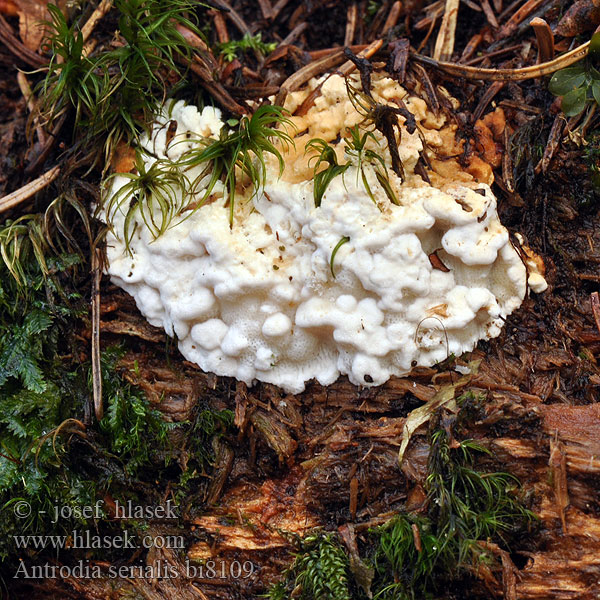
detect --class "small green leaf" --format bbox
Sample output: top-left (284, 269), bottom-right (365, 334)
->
top-left (590, 65), bottom-right (600, 81)
top-left (313, 164), bottom-right (349, 207)
top-left (592, 81), bottom-right (600, 107)
top-left (306, 138), bottom-right (350, 207)
top-left (561, 86), bottom-right (587, 116)
top-left (548, 65), bottom-right (586, 97)
top-left (330, 236), bottom-right (350, 279)
top-left (375, 170), bottom-right (400, 205)
top-left (589, 31), bottom-right (600, 62)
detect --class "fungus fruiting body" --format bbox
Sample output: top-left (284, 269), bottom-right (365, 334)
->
top-left (103, 74), bottom-right (546, 393)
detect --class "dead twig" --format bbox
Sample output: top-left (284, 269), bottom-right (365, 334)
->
top-left (480, 0), bottom-right (499, 28)
top-left (472, 80), bottom-right (505, 121)
top-left (412, 63), bottom-right (440, 114)
top-left (309, 44), bottom-right (368, 60)
top-left (338, 39), bottom-right (384, 77)
top-left (414, 40), bottom-right (589, 80)
top-left (460, 33), bottom-right (483, 61)
top-left (535, 113), bottom-right (565, 174)
top-left (257, 0), bottom-right (272, 20)
top-left (549, 437), bottom-right (569, 534)
top-left (189, 58), bottom-right (247, 115)
top-left (212, 0), bottom-right (251, 36)
top-left (382, 1), bottom-right (403, 35)
top-left (17, 71), bottom-right (46, 146)
top-left (502, 125), bottom-right (515, 192)
top-left (530, 17), bottom-right (554, 63)
top-left (0, 13), bottom-right (46, 67)
top-left (344, 2), bottom-right (358, 47)
top-left (433, 0), bottom-right (460, 61)
top-left (497, 0), bottom-right (546, 39)
top-left (590, 292), bottom-right (600, 336)
top-left (275, 39), bottom-right (383, 107)
top-left (80, 0), bottom-right (113, 44)
top-left (463, 43), bottom-right (523, 66)
top-left (279, 21), bottom-right (308, 46)
top-left (0, 165), bottom-right (60, 213)
top-left (388, 38), bottom-right (410, 83)
top-left (274, 50), bottom-right (346, 106)
top-left (212, 9), bottom-right (229, 43)
top-left (270, 0), bottom-right (291, 21)
top-left (24, 114), bottom-right (67, 176)
top-left (92, 247), bottom-right (103, 422)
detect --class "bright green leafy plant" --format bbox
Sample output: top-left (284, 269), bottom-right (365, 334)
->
top-left (549, 32), bottom-right (600, 117)
top-left (306, 125), bottom-right (399, 208)
top-left (0, 205), bottom-right (231, 571)
top-left (38, 0), bottom-right (203, 161)
top-left (180, 105), bottom-right (294, 225)
top-left (345, 126), bottom-right (399, 205)
top-left (103, 151), bottom-right (191, 252)
top-left (266, 399), bottom-right (536, 600)
top-left (218, 33), bottom-right (277, 62)
top-left (306, 138), bottom-right (351, 208)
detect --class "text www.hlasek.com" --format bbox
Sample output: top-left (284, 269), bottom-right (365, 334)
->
top-left (14, 529), bottom-right (183, 550)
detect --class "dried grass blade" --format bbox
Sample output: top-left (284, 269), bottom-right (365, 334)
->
top-left (433, 0), bottom-right (460, 62)
top-left (0, 165), bottom-right (61, 214)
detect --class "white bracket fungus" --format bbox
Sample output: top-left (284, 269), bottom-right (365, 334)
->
top-left (102, 74), bottom-right (546, 394)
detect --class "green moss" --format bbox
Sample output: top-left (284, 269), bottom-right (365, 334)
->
top-left (266, 401), bottom-right (536, 600)
top-left (266, 532), bottom-right (352, 600)
top-left (370, 430), bottom-right (536, 599)
top-left (0, 209), bottom-right (233, 574)
top-left (217, 33), bottom-right (276, 63)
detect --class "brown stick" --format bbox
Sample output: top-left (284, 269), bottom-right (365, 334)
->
top-left (344, 2), bottom-right (358, 47)
top-left (91, 247), bottom-right (103, 422)
top-left (214, 0), bottom-right (252, 36)
top-left (433, 0), bottom-right (460, 61)
top-left (414, 40), bottom-right (589, 81)
top-left (535, 113), bottom-right (564, 174)
top-left (382, 1), bottom-right (403, 35)
top-left (0, 165), bottom-right (60, 213)
top-left (275, 40), bottom-right (382, 107)
top-left (460, 32), bottom-right (483, 61)
top-left (189, 60), bottom-right (247, 115)
top-left (309, 44), bottom-right (368, 60)
top-left (257, 0), bottom-right (272, 20)
top-left (497, 0), bottom-right (545, 38)
top-left (212, 10), bottom-right (229, 44)
top-left (279, 21), bottom-right (308, 46)
top-left (472, 80), bottom-right (505, 121)
top-left (590, 292), bottom-right (600, 336)
top-left (270, 0), bottom-right (292, 20)
top-left (530, 17), bottom-right (555, 63)
top-left (480, 0), bottom-right (499, 28)
top-left (16, 71), bottom-right (46, 146)
top-left (80, 0), bottom-right (113, 43)
top-left (0, 13), bottom-right (45, 67)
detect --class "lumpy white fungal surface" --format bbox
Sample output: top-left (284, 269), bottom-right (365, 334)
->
top-left (103, 74), bottom-right (545, 393)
